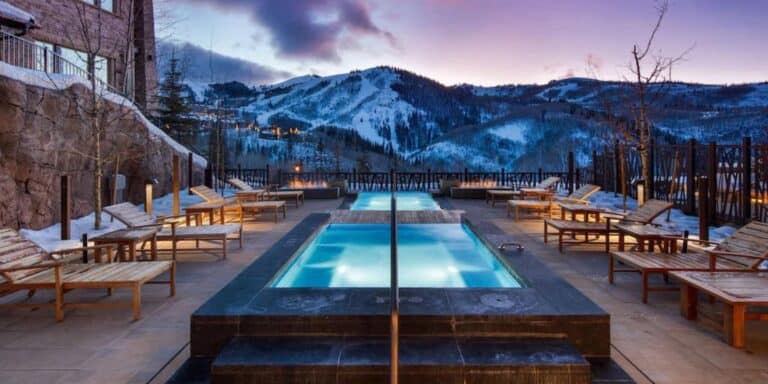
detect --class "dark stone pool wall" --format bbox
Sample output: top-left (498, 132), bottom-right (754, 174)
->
top-left (190, 213), bottom-right (609, 360)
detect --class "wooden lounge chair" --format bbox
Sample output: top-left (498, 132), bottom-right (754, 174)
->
top-left (485, 177), bottom-right (561, 206)
top-left (0, 228), bottom-right (174, 321)
top-left (228, 178), bottom-right (305, 207)
top-left (543, 199), bottom-right (674, 253)
top-left (192, 185), bottom-right (287, 222)
top-left (104, 202), bottom-right (242, 260)
top-left (673, 271), bottom-right (768, 349)
top-left (554, 184), bottom-right (601, 205)
top-left (610, 221), bottom-right (768, 303)
top-left (507, 197), bottom-right (554, 222)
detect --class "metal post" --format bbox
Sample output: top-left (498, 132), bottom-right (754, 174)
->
top-left (172, 155), bottom-right (180, 216)
top-left (567, 151), bottom-right (574, 195)
top-left (188, 152), bottom-right (194, 195)
top-left (463, 168), bottom-right (469, 183)
top-left (266, 164), bottom-right (271, 186)
top-left (699, 177), bottom-right (709, 241)
top-left (60, 175), bottom-right (70, 241)
top-left (742, 136), bottom-right (752, 224)
top-left (500, 168), bottom-right (505, 187)
top-left (389, 168), bottom-right (398, 384)
top-left (686, 139), bottom-right (697, 214)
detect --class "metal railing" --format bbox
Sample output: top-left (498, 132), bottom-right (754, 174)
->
top-left (0, 30), bottom-right (126, 98)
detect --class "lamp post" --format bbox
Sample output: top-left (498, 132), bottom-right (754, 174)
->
top-left (390, 168), bottom-right (398, 384)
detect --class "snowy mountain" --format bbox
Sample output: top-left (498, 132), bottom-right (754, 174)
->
top-left (189, 66), bottom-right (767, 170)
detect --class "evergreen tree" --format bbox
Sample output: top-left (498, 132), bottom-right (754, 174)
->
top-left (157, 54), bottom-right (190, 134)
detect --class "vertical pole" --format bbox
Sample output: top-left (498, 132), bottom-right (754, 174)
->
top-left (592, 150), bottom-right (598, 185)
top-left (427, 168), bottom-right (432, 191)
top-left (204, 165), bottom-right (213, 188)
top-left (266, 164), bottom-right (271, 186)
top-left (60, 175), bottom-right (70, 241)
top-left (576, 168), bottom-right (581, 189)
top-left (538, 168), bottom-right (543, 184)
top-left (686, 139), bottom-right (697, 214)
top-left (567, 151), bottom-right (574, 194)
top-left (707, 142), bottom-right (718, 225)
top-left (145, 182), bottom-right (153, 215)
top-left (278, 169), bottom-right (283, 188)
top-left (188, 152), bottom-right (194, 195)
top-left (648, 138), bottom-right (655, 200)
top-left (614, 140), bottom-right (620, 195)
top-left (238, 163), bottom-right (242, 180)
top-left (742, 136), bottom-right (752, 224)
top-left (464, 167), bottom-right (469, 184)
top-left (352, 168), bottom-right (357, 192)
top-left (172, 155), bottom-right (180, 216)
top-left (501, 168), bottom-right (505, 187)
top-left (81, 234), bottom-right (88, 263)
top-left (699, 177), bottom-right (710, 241)
top-left (389, 168), bottom-right (398, 384)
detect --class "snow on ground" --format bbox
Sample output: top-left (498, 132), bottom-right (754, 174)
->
top-left (20, 188), bottom-right (209, 252)
top-left (489, 120), bottom-right (529, 143)
top-left (0, 62), bottom-right (206, 168)
top-left (585, 191), bottom-right (736, 242)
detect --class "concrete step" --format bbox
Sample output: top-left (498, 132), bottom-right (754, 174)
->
top-left (210, 336), bottom-right (590, 384)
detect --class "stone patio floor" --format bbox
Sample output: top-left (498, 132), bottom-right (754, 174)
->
top-left (0, 197), bottom-right (766, 384)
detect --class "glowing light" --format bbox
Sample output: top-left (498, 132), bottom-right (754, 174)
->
top-left (459, 180), bottom-right (497, 188)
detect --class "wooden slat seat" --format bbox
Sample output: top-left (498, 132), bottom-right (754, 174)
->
top-left (0, 229), bottom-right (175, 321)
top-left (609, 220), bottom-right (768, 304)
top-left (673, 271), bottom-right (768, 348)
top-left (104, 202), bottom-right (242, 260)
top-left (506, 199), bottom-right (553, 221)
top-left (543, 199), bottom-right (673, 253)
top-left (239, 201), bottom-right (287, 223)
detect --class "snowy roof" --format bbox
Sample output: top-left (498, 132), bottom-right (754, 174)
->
top-left (0, 1), bottom-right (36, 29)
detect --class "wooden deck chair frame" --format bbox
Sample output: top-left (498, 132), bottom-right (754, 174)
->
top-left (104, 203), bottom-right (242, 260)
top-left (610, 221), bottom-right (768, 303)
top-left (0, 229), bottom-right (174, 321)
top-left (543, 199), bottom-right (674, 253)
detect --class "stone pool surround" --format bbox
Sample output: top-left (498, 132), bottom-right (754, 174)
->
top-left (189, 213), bottom-right (610, 361)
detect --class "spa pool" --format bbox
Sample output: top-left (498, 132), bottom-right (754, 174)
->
top-left (272, 224), bottom-right (522, 288)
top-left (350, 192), bottom-right (440, 211)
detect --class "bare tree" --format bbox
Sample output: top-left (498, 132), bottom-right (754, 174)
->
top-left (626, 0), bottom-right (691, 189)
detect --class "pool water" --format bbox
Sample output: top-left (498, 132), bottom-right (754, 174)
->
top-left (350, 192), bottom-right (440, 211)
top-left (272, 224), bottom-right (522, 288)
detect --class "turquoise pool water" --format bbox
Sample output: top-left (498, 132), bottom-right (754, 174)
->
top-left (272, 224), bottom-right (522, 288)
top-left (350, 192), bottom-right (440, 211)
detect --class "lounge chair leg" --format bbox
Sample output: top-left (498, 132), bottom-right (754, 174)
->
top-left (642, 271), bottom-right (649, 304)
top-left (132, 284), bottom-right (141, 320)
top-left (543, 223), bottom-right (548, 243)
top-left (54, 266), bottom-right (64, 322)
top-left (724, 303), bottom-right (746, 348)
top-left (680, 283), bottom-right (698, 320)
top-left (170, 262), bottom-right (176, 297)
top-left (609, 253), bottom-right (615, 284)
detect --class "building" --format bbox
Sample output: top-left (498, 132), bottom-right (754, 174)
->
top-left (0, 0), bottom-right (158, 111)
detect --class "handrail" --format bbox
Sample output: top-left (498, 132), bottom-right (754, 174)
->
top-left (0, 29), bottom-right (129, 100)
top-left (389, 168), bottom-right (398, 384)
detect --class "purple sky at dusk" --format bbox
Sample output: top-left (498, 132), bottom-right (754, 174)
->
top-left (159, 0), bottom-right (768, 86)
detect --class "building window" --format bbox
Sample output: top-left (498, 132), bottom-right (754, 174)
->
top-left (34, 42), bottom-right (55, 73)
top-left (94, 55), bottom-right (110, 84)
top-left (81, 0), bottom-right (115, 13)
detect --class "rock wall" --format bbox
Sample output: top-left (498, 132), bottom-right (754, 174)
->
top-left (0, 74), bottom-right (204, 230)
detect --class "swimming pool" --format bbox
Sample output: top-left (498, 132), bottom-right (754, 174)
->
top-left (350, 192), bottom-right (440, 211)
top-left (272, 224), bottom-right (522, 288)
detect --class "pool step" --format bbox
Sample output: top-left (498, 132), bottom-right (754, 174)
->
top-left (210, 336), bottom-right (590, 384)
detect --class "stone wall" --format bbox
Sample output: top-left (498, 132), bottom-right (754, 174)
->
top-left (0, 74), bottom-right (203, 230)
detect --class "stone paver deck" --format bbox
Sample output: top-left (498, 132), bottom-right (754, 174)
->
top-left (2, 197), bottom-right (767, 384)
top-left (0, 199), bottom-right (341, 384)
top-left (449, 198), bottom-right (768, 384)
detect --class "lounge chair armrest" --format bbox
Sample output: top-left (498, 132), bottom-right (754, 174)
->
top-left (50, 244), bottom-right (116, 256)
top-left (0, 261), bottom-right (65, 273)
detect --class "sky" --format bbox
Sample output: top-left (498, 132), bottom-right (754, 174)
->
top-left (157, 0), bottom-right (768, 86)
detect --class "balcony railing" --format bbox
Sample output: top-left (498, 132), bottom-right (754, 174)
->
top-left (0, 29), bottom-right (127, 99)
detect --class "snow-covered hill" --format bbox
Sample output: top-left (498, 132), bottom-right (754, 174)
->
top-left (188, 66), bottom-right (767, 170)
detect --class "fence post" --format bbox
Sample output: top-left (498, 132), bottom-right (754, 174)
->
top-left (686, 139), bottom-right (697, 214)
top-left (81, 233), bottom-right (88, 263)
top-left (172, 155), bottom-right (180, 216)
top-left (237, 163), bottom-right (242, 180)
top-left (648, 138), bottom-right (655, 200)
top-left (567, 151), bottom-right (574, 194)
top-left (187, 152), bottom-right (194, 195)
top-left (742, 136), bottom-right (752, 224)
top-left (464, 168), bottom-right (469, 183)
top-left (698, 177), bottom-right (709, 241)
top-left (538, 168), bottom-right (543, 184)
top-left (277, 169), bottom-right (283, 188)
top-left (699, 177), bottom-right (709, 240)
top-left (707, 142), bottom-right (717, 224)
top-left (592, 150), bottom-right (598, 185)
top-left (576, 168), bottom-right (581, 189)
top-left (614, 140), bottom-right (620, 195)
top-left (60, 175), bottom-right (70, 241)
top-left (204, 165), bottom-right (213, 188)
top-left (266, 164), bottom-right (271, 186)
top-left (427, 168), bottom-right (432, 191)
